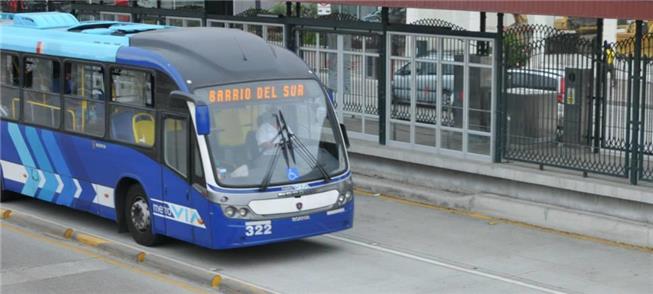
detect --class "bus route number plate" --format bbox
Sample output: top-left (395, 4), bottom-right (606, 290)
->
top-left (245, 220), bottom-right (272, 237)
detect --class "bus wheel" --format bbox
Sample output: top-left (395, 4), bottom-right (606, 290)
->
top-left (125, 185), bottom-right (161, 246)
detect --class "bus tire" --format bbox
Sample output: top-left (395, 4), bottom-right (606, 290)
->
top-left (125, 185), bottom-right (161, 246)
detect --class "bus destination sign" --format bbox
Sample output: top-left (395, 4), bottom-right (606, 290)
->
top-left (207, 83), bottom-right (305, 104)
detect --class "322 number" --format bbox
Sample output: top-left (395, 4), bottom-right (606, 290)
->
top-left (245, 222), bottom-right (272, 237)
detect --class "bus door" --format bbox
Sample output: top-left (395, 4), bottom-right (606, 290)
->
top-left (159, 112), bottom-right (194, 242)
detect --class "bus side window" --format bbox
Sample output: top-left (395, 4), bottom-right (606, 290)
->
top-left (156, 72), bottom-right (179, 110)
top-left (0, 54), bottom-right (20, 120)
top-left (23, 57), bottom-right (61, 128)
top-left (110, 68), bottom-right (153, 107)
top-left (109, 67), bottom-right (155, 147)
top-left (193, 140), bottom-right (204, 180)
top-left (163, 116), bottom-right (188, 178)
top-left (63, 62), bottom-right (106, 137)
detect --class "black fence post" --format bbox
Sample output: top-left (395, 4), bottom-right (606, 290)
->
top-left (640, 60), bottom-right (648, 179)
top-left (593, 18), bottom-right (604, 153)
top-left (377, 7), bottom-right (388, 145)
top-left (631, 20), bottom-right (643, 185)
top-left (284, 1), bottom-right (295, 52)
top-left (493, 13), bottom-right (504, 163)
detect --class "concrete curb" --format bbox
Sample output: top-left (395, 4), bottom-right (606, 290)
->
top-left (348, 139), bottom-right (653, 205)
top-left (354, 174), bottom-right (653, 250)
top-left (0, 208), bottom-right (272, 294)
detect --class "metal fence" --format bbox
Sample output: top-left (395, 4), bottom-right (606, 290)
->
top-left (500, 23), bottom-right (653, 183)
top-left (639, 44), bottom-right (653, 181)
top-left (48, 3), bottom-right (653, 184)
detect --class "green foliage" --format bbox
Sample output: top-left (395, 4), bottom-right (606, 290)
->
top-left (268, 2), bottom-right (317, 17)
top-left (504, 33), bottom-right (529, 68)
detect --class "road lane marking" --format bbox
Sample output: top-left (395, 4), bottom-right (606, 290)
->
top-left (326, 234), bottom-right (570, 294)
top-left (0, 222), bottom-right (209, 294)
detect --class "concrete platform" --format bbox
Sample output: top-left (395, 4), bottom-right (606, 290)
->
top-left (348, 138), bottom-right (653, 205)
top-left (347, 137), bottom-right (653, 247)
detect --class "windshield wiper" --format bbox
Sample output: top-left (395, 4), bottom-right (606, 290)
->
top-left (259, 110), bottom-right (331, 191)
top-left (259, 143), bottom-right (282, 192)
top-left (277, 110), bottom-right (330, 183)
top-left (259, 115), bottom-right (294, 192)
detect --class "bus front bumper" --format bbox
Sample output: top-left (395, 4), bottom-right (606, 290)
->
top-left (211, 201), bottom-right (354, 249)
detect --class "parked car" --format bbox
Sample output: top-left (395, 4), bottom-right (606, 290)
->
top-left (506, 68), bottom-right (565, 100)
top-left (391, 54), bottom-right (456, 106)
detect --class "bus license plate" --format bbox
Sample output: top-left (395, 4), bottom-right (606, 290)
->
top-left (245, 220), bottom-right (272, 237)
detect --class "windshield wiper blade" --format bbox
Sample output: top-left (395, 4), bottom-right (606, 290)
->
top-left (275, 113), bottom-right (294, 168)
top-left (260, 113), bottom-right (300, 192)
top-left (259, 143), bottom-right (282, 192)
top-left (278, 110), bottom-right (330, 183)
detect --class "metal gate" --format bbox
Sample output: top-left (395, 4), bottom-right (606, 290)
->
top-left (500, 24), bottom-right (653, 183)
top-left (387, 32), bottom-right (496, 159)
top-left (297, 30), bottom-right (381, 140)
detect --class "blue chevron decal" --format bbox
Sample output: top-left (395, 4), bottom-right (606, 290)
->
top-left (25, 127), bottom-right (57, 202)
top-left (41, 130), bottom-right (76, 206)
top-left (7, 123), bottom-right (38, 197)
top-left (75, 180), bottom-right (96, 210)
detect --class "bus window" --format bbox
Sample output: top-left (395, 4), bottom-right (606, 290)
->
top-left (23, 57), bottom-right (61, 128)
top-left (109, 67), bottom-right (155, 147)
top-left (111, 68), bottom-right (153, 107)
top-left (110, 105), bottom-right (156, 147)
top-left (193, 141), bottom-right (204, 180)
top-left (64, 62), bottom-right (106, 137)
top-left (0, 54), bottom-right (20, 120)
top-left (163, 116), bottom-right (189, 177)
top-left (155, 72), bottom-right (179, 110)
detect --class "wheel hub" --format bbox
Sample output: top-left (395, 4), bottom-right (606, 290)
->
top-left (130, 197), bottom-right (151, 232)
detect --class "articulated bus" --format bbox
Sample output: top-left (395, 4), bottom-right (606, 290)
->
top-left (0, 12), bottom-right (353, 249)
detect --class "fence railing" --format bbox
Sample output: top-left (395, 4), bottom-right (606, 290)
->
top-left (53, 4), bottom-right (653, 184)
top-left (501, 23), bottom-right (652, 184)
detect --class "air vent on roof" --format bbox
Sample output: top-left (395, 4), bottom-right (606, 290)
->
top-left (73, 23), bottom-right (166, 35)
top-left (12, 12), bottom-right (79, 29)
top-left (68, 22), bottom-right (120, 32)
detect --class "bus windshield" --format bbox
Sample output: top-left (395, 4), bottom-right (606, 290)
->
top-left (194, 79), bottom-right (347, 188)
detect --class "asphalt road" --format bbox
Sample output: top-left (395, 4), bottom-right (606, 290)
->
top-left (0, 221), bottom-right (210, 294)
top-left (1, 192), bottom-right (651, 294)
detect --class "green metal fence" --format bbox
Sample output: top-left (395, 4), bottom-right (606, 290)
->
top-left (500, 23), bottom-right (653, 184)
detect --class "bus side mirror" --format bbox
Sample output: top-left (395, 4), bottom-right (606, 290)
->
top-left (169, 91), bottom-right (211, 135)
top-left (340, 123), bottom-right (350, 149)
top-left (195, 104), bottom-right (210, 135)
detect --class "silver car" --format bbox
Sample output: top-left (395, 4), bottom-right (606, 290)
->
top-left (391, 55), bottom-right (456, 106)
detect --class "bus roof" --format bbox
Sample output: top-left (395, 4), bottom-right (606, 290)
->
top-left (1, 12), bottom-right (314, 93)
top-left (129, 27), bottom-right (313, 90)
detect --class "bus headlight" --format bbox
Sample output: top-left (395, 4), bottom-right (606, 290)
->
top-left (337, 194), bottom-right (346, 205)
top-left (345, 191), bottom-right (353, 200)
top-left (238, 208), bottom-right (249, 217)
top-left (224, 206), bottom-right (236, 217)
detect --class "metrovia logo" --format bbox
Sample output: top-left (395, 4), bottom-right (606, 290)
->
top-left (151, 199), bottom-right (206, 229)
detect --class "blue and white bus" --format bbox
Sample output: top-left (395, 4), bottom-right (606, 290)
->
top-left (0, 12), bottom-right (353, 249)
